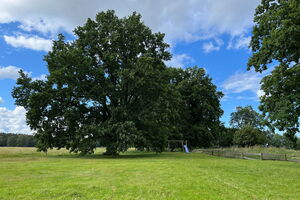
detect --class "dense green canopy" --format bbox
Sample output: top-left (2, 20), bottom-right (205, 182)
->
top-left (248, 0), bottom-right (300, 143)
top-left (12, 11), bottom-right (223, 154)
top-left (173, 67), bottom-right (224, 148)
top-left (248, 0), bottom-right (300, 72)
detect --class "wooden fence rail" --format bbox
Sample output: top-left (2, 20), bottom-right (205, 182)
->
top-left (193, 149), bottom-right (300, 163)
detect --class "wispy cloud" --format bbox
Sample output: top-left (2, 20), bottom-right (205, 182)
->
top-left (227, 35), bottom-right (251, 50)
top-left (165, 54), bottom-right (194, 68)
top-left (236, 96), bottom-right (258, 101)
top-left (222, 69), bottom-right (268, 99)
top-left (202, 38), bottom-right (224, 53)
top-left (202, 42), bottom-right (220, 53)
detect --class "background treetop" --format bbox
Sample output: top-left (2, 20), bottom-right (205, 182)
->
top-left (230, 105), bottom-right (261, 129)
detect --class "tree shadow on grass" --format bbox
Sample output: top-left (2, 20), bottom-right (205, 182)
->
top-left (49, 151), bottom-right (208, 160)
top-left (86, 153), bottom-right (162, 159)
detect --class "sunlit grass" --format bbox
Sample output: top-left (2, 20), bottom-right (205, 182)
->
top-left (1, 147), bottom-right (300, 200)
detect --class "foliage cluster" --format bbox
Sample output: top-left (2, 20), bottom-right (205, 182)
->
top-left (233, 125), bottom-right (266, 147)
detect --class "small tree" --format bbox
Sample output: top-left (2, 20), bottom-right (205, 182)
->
top-left (233, 125), bottom-right (266, 147)
top-left (230, 106), bottom-right (261, 129)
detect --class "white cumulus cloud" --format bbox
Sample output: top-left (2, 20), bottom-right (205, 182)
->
top-left (0, 65), bottom-right (48, 81)
top-left (0, 0), bottom-right (260, 44)
top-left (0, 106), bottom-right (32, 134)
top-left (3, 35), bottom-right (52, 52)
top-left (0, 66), bottom-right (21, 80)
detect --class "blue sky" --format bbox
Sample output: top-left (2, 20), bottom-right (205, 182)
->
top-left (0, 0), bottom-right (265, 134)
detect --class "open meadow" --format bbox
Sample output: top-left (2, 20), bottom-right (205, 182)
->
top-left (1, 147), bottom-right (300, 200)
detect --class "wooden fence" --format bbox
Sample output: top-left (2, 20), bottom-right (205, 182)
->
top-left (193, 149), bottom-right (300, 163)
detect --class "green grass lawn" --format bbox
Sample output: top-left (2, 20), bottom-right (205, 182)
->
top-left (1, 147), bottom-right (300, 200)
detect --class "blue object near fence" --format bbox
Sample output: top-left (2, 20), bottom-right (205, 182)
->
top-left (183, 145), bottom-right (190, 153)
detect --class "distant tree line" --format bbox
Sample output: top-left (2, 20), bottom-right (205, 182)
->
top-left (0, 133), bottom-right (36, 147)
top-left (215, 105), bottom-right (300, 150)
top-left (216, 126), bottom-right (300, 150)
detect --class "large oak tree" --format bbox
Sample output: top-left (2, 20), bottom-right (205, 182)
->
top-left (12, 11), bottom-right (224, 154)
top-left (248, 0), bottom-right (300, 143)
top-left (12, 11), bottom-right (173, 155)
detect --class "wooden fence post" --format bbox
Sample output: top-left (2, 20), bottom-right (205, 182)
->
top-left (241, 152), bottom-right (244, 159)
top-left (285, 153), bottom-right (287, 161)
top-left (260, 152), bottom-right (263, 160)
